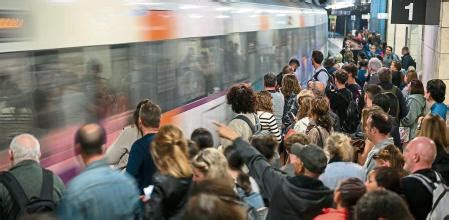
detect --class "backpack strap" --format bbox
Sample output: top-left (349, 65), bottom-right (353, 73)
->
top-left (0, 171), bottom-right (29, 210)
top-left (314, 126), bottom-right (324, 147)
top-left (40, 169), bottom-right (54, 201)
top-left (407, 173), bottom-right (435, 193)
top-left (313, 69), bottom-right (328, 81)
top-left (234, 115), bottom-right (256, 134)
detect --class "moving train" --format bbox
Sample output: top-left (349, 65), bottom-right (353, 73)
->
top-left (0, 0), bottom-right (328, 181)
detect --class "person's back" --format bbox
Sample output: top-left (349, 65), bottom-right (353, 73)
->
top-left (0, 134), bottom-right (65, 220)
top-left (59, 123), bottom-right (141, 220)
top-left (61, 161), bottom-right (141, 219)
top-left (126, 100), bottom-right (161, 193)
top-left (401, 137), bottom-right (439, 220)
top-left (269, 91), bottom-right (284, 129)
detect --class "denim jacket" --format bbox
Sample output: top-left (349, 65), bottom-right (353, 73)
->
top-left (59, 159), bottom-right (142, 220)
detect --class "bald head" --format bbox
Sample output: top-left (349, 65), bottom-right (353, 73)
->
top-left (75, 123), bottom-right (106, 156)
top-left (308, 81), bottom-right (325, 97)
top-left (9, 133), bottom-right (41, 164)
top-left (403, 137), bottom-right (436, 172)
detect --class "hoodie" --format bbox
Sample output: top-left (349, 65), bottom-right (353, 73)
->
top-left (400, 94), bottom-right (426, 140)
top-left (268, 176), bottom-right (333, 220)
top-left (232, 138), bottom-right (333, 220)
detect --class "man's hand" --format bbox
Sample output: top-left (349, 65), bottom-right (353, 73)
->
top-left (213, 121), bottom-right (240, 141)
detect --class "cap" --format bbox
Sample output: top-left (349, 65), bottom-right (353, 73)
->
top-left (290, 143), bottom-right (328, 174)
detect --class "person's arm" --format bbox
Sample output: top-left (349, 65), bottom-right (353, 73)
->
top-left (215, 122), bottom-right (286, 200)
top-left (397, 88), bottom-right (408, 119)
top-left (266, 114), bottom-right (282, 143)
top-left (144, 181), bottom-right (165, 220)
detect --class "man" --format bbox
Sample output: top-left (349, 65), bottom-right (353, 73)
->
top-left (59, 124), bottom-right (141, 219)
top-left (401, 46), bottom-right (416, 70)
top-left (425, 79), bottom-right (447, 120)
top-left (401, 137), bottom-right (439, 220)
top-left (367, 44), bottom-right (380, 59)
top-left (377, 67), bottom-right (407, 120)
top-left (216, 122), bottom-right (333, 219)
top-left (126, 100), bottom-right (161, 194)
top-left (383, 46), bottom-right (400, 67)
top-left (362, 84), bottom-right (381, 109)
top-left (365, 57), bottom-right (383, 86)
top-left (311, 50), bottom-right (331, 87)
top-left (343, 63), bottom-right (362, 103)
top-left (363, 111), bottom-right (394, 174)
top-left (264, 72), bottom-right (284, 129)
top-left (0, 134), bottom-right (65, 220)
top-left (354, 190), bottom-right (413, 220)
top-left (326, 69), bottom-right (354, 133)
top-left (276, 58), bottom-right (298, 88)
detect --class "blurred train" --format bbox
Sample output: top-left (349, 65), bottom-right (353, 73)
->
top-left (0, 0), bottom-right (328, 181)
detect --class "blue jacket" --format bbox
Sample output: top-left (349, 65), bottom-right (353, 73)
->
top-left (431, 102), bottom-right (448, 120)
top-left (126, 133), bottom-right (157, 194)
top-left (59, 160), bottom-right (142, 220)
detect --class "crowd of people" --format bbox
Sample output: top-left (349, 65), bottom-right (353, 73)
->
top-left (1, 32), bottom-right (449, 220)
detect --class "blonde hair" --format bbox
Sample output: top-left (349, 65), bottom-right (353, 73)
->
top-left (151, 125), bottom-right (192, 178)
top-left (418, 114), bottom-right (449, 152)
top-left (191, 148), bottom-right (229, 180)
top-left (325, 133), bottom-right (353, 162)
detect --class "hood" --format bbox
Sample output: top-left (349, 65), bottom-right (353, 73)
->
top-left (407, 94), bottom-right (426, 107)
top-left (281, 175), bottom-right (333, 213)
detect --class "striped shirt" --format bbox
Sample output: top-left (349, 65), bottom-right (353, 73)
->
top-left (257, 111), bottom-right (282, 143)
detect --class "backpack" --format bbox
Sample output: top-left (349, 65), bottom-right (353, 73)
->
top-left (407, 171), bottom-right (449, 220)
top-left (378, 85), bottom-right (400, 119)
top-left (0, 169), bottom-right (56, 218)
top-left (338, 91), bottom-right (360, 134)
top-left (234, 114), bottom-right (271, 138)
top-left (236, 184), bottom-right (268, 220)
top-left (313, 68), bottom-right (335, 92)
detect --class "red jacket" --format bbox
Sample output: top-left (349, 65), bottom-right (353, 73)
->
top-left (314, 208), bottom-right (348, 220)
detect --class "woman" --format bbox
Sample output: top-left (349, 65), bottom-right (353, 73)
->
top-left (293, 90), bottom-right (314, 133)
top-left (314, 178), bottom-right (366, 220)
top-left (191, 148), bottom-right (232, 183)
top-left (417, 114), bottom-right (449, 182)
top-left (365, 167), bottom-right (401, 193)
top-left (105, 99), bottom-right (146, 170)
top-left (255, 91), bottom-right (282, 143)
top-left (319, 133), bottom-right (365, 189)
top-left (400, 80), bottom-right (426, 142)
top-left (144, 125), bottom-right (193, 220)
top-left (281, 74), bottom-right (301, 132)
top-left (390, 61), bottom-right (404, 89)
top-left (223, 83), bottom-right (258, 147)
top-left (401, 69), bottom-right (418, 98)
top-left (373, 144), bottom-right (408, 177)
top-left (306, 96), bottom-right (333, 147)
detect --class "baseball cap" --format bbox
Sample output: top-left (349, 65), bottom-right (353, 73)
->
top-left (290, 143), bottom-right (328, 174)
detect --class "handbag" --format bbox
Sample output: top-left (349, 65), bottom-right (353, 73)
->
top-left (399, 126), bottom-right (410, 144)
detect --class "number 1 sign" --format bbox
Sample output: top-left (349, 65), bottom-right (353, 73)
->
top-left (391, 0), bottom-right (440, 25)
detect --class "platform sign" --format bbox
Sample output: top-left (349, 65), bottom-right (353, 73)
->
top-left (391, 0), bottom-right (441, 25)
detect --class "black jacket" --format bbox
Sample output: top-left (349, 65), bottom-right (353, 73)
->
top-left (145, 173), bottom-right (192, 220)
top-left (400, 169), bottom-right (437, 220)
top-left (233, 138), bottom-right (333, 220)
top-left (401, 53), bottom-right (415, 70)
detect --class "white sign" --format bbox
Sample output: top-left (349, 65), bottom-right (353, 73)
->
top-left (377, 13), bottom-right (388, 20)
top-left (362, 14), bottom-right (370, 20)
top-left (351, 15), bottom-right (356, 21)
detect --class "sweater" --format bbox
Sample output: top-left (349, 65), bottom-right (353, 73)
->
top-left (257, 111), bottom-right (282, 143)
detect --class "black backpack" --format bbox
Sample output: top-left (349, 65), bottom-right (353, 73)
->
top-left (338, 91), bottom-right (360, 134)
top-left (313, 68), bottom-right (335, 92)
top-left (0, 169), bottom-right (56, 218)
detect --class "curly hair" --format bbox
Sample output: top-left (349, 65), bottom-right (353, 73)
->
top-left (281, 74), bottom-right (301, 97)
top-left (284, 133), bottom-right (311, 152)
top-left (310, 96), bottom-right (332, 132)
top-left (418, 114), bottom-right (449, 152)
top-left (325, 133), bottom-right (353, 162)
top-left (151, 125), bottom-right (192, 178)
top-left (255, 91), bottom-right (273, 113)
top-left (226, 83), bottom-right (255, 114)
top-left (192, 148), bottom-right (229, 180)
